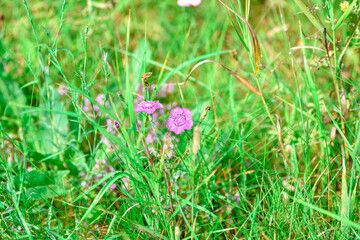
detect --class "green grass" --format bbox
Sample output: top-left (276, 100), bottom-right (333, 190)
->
top-left (1, 0), bottom-right (360, 239)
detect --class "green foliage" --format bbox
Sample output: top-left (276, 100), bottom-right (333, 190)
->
top-left (0, 0), bottom-right (360, 239)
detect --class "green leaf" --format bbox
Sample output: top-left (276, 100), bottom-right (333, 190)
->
top-left (24, 170), bottom-right (69, 188)
top-left (21, 170), bottom-right (69, 200)
top-left (39, 86), bottom-right (69, 154)
top-left (0, 80), bottom-right (26, 116)
top-left (334, 0), bottom-right (357, 31)
top-left (293, 0), bottom-right (333, 42)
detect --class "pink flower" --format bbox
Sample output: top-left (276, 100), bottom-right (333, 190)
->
top-left (135, 100), bottom-right (163, 114)
top-left (83, 97), bottom-right (91, 112)
top-left (167, 107), bottom-right (193, 135)
top-left (177, 0), bottom-right (201, 7)
top-left (57, 86), bottom-right (68, 96)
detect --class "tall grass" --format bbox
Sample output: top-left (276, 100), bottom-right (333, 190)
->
top-left (0, 0), bottom-right (360, 239)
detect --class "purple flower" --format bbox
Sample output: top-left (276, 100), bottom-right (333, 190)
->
top-left (83, 97), bottom-right (90, 112)
top-left (146, 133), bottom-right (155, 144)
top-left (94, 94), bottom-right (109, 112)
top-left (114, 121), bottom-right (120, 129)
top-left (167, 107), bottom-right (193, 135)
top-left (57, 86), bottom-right (68, 96)
top-left (135, 100), bottom-right (163, 114)
top-left (95, 94), bottom-right (106, 105)
top-left (178, 0), bottom-right (201, 7)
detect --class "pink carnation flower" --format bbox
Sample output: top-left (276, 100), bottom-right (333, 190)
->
top-left (135, 100), bottom-right (163, 114)
top-left (177, 0), bottom-right (201, 7)
top-left (167, 107), bottom-right (193, 135)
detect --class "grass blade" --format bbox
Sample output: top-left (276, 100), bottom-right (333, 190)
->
top-left (185, 59), bottom-right (261, 96)
top-left (218, 0), bottom-right (261, 76)
top-left (334, 0), bottom-right (357, 31)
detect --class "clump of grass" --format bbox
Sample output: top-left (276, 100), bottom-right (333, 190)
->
top-left (0, 0), bottom-right (360, 239)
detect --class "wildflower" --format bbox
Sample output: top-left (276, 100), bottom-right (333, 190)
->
top-left (160, 83), bottom-right (175, 97)
top-left (95, 94), bottom-right (106, 105)
top-left (232, 192), bottom-right (240, 203)
top-left (57, 85), bottom-right (68, 96)
top-left (121, 176), bottom-right (130, 190)
top-left (135, 100), bottom-right (163, 114)
top-left (114, 121), bottom-right (120, 129)
top-left (94, 94), bottom-right (107, 111)
top-left (101, 134), bottom-right (112, 149)
top-left (146, 133), bottom-right (155, 144)
top-left (83, 97), bottom-right (91, 112)
top-left (177, 0), bottom-right (201, 7)
top-left (226, 204), bottom-right (232, 213)
top-left (167, 107), bottom-right (193, 135)
top-left (340, 1), bottom-right (349, 12)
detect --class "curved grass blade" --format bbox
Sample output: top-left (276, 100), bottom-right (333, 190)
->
top-left (290, 46), bottom-right (326, 52)
top-left (151, 50), bottom-right (232, 98)
top-left (184, 59), bottom-right (261, 97)
top-left (218, 0), bottom-right (261, 77)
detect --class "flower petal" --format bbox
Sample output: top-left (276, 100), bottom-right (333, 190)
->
top-left (184, 120), bottom-right (193, 130)
top-left (177, 0), bottom-right (191, 6)
top-left (134, 103), bottom-right (143, 112)
top-left (144, 108), bottom-right (156, 114)
top-left (84, 98), bottom-right (90, 106)
top-left (170, 107), bottom-right (184, 117)
top-left (155, 101), bottom-right (164, 109)
top-left (173, 126), bottom-right (184, 135)
top-left (183, 108), bottom-right (192, 120)
top-left (191, 0), bottom-right (201, 6)
top-left (167, 118), bottom-right (176, 131)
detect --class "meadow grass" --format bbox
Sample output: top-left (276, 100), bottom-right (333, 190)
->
top-left (0, 0), bottom-right (360, 239)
